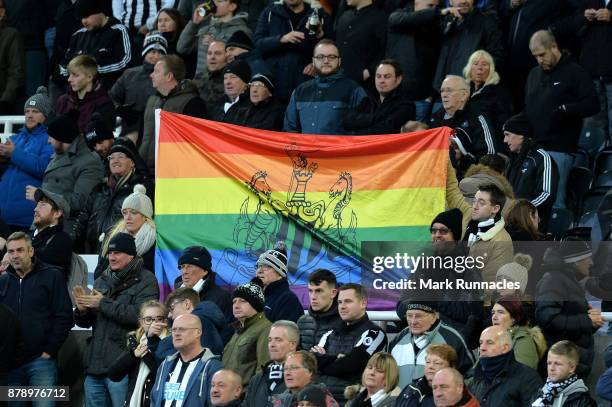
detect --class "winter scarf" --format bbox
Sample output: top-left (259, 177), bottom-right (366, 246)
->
top-left (479, 350), bottom-right (513, 380)
top-left (541, 373), bottom-right (578, 406)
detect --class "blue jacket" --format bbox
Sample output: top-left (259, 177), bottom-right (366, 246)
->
top-left (0, 258), bottom-right (73, 365)
top-left (264, 279), bottom-right (304, 323)
top-left (154, 301), bottom-right (226, 361)
top-left (150, 348), bottom-right (223, 407)
top-left (283, 71), bottom-right (368, 135)
top-left (0, 125), bottom-right (53, 227)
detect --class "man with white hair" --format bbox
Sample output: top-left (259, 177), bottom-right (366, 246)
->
top-left (430, 75), bottom-right (497, 162)
top-left (465, 325), bottom-right (542, 407)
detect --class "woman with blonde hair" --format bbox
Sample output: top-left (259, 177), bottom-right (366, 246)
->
top-left (108, 300), bottom-right (170, 407)
top-left (345, 352), bottom-right (401, 407)
top-left (463, 49), bottom-right (513, 138)
top-left (94, 184), bottom-right (156, 278)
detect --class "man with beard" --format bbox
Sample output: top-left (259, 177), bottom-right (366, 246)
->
top-left (30, 189), bottom-right (73, 277)
top-left (284, 39), bottom-right (369, 135)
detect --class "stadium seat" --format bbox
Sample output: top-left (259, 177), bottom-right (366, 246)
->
top-left (562, 227), bottom-right (592, 241)
top-left (547, 208), bottom-right (574, 240)
top-left (581, 187), bottom-right (609, 216)
top-left (567, 166), bottom-right (592, 218)
top-left (593, 148), bottom-right (612, 177)
top-left (576, 211), bottom-right (597, 228)
top-left (572, 149), bottom-right (591, 169)
top-left (594, 171), bottom-right (612, 188)
top-left (578, 126), bottom-right (606, 158)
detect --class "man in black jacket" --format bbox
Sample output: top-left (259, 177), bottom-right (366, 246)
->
top-left (343, 59), bottom-right (416, 134)
top-left (386, 0), bottom-right (442, 121)
top-left (465, 325), bottom-right (542, 407)
top-left (503, 113), bottom-right (558, 225)
top-left (219, 59), bottom-right (252, 124)
top-left (235, 73), bottom-right (286, 131)
top-left (0, 232), bottom-right (73, 392)
top-left (525, 30), bottom-right (599, 209)
top-left (30, 189), bottom-right (73, 277)
top-left (73, 232), bottom-right (159, 406)
top-left (311, 283), bottom-right (387, 403)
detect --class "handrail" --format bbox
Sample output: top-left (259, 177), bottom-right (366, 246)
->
top-left (0, 115), bottom-right (25, 143)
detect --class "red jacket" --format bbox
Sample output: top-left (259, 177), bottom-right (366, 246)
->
top-left (55, 82), bottom-right (116, 134)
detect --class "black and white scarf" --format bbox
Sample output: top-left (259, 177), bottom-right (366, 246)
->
top-left (264, 363), bottom-right (284, 392)
top-left (541, 373), bottom-right (578, 406)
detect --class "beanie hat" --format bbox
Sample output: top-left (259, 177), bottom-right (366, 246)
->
top-left (225, 30), bottom-right (254, 51)
top-left (122, 184), bottom-right (153, 219)
top-left (84, 112), bottom-right (114, 148)
top-left (109, 137), bottom-right (138, 162)
top-left (178, 246), bottom-right (213, 272)
top-left (34, 189), bottom-right (71, 218)
top-left (450, 128), bottom-right (475, 159)
top-left (232, 278), bottom-right (265, 312)
top-left (402, 301), bottom-right (437, 314)
top-left (250, 73), bottom-right (275, 93)
top-left (297, 385), bottom-right (327, 407)
top-left (77, 0), bottom-right (108, 18)
top-left (47, 111), bottom-right (80, 144)
top-left (503, 113), bottom-right (533, 139)
top-left (24, 86), bottom-right (53, 118)
top-left (142, 31), bottom-right (168, 57)
top-left (559, 241), bottom-right (592, 264)
top-left (108, 232), bottom-right (137, 256)
top-left (256, 241), bottom-right (288, 278)
top-left (431, 208), bottom-right (463, 242)
top-left (496, 253), bottom-right (532, 294)
top-left (224, 60), bottom-right (251, 85)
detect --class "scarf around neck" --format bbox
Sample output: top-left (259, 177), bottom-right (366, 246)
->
top-left (479, 349), bottom-right (512, 380)
top-left (465, 214), bottom-right (499, 246)
top-left (541, 373), bottom-right (578, 406)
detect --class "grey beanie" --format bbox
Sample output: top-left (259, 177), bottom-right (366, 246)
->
top-left (24, 86), bottom-right (53, 118)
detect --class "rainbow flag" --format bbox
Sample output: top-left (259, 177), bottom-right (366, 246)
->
top-left (154, 111), bottom-right (451, 309)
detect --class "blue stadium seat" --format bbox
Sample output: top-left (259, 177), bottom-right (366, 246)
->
top-left (578, 126), bottom-right (606, 158)
top-left (547, 208), bottom-right (574, 240)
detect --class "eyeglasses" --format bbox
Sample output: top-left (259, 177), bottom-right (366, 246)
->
top-left (284, 365), bottom-right (306, 372)
top-left (248, 82), bottom-right (267, 88)
top-left (141, 316), bottom-right (166, 324)
top-left (430, 227), bottom-right (449, 235)
top-left (107, 153), bottom-right (128, 161)
top-left (313, 55), bottom-right (339, 62)
top-left (171, 327), bottom-right (200, 334)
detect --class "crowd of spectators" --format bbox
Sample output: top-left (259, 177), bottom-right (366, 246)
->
top-left (1, 0), bottom-right (612, 406)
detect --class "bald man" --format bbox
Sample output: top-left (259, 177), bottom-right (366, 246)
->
top-left (432, 368), bottom-right (478, 407)
top-left (211, 369), bottom-right (243, 407)
top-left (525, 30), bottom-right (599, 209)
top-left (150, 313), bottom-right (223, 407)
top-left (464, 325), bottom-right (541, 407)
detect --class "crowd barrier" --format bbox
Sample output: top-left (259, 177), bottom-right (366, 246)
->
top-left (0, 115), bottom-right (24, 143)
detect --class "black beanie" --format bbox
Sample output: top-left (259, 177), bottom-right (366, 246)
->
top-left (232, 278), bottom-right (265, 312)
top-left (84, 112), bottom-right (114, 148)
top-left (223, 60), bottom-right (251, 85)
top-left (503, 113), bottom-right (533, 139)
top-left (107, 232), bottom-right (137, 256)
top-left (109, 137), bottom-right (138, 162)
top-left (431, 208), bottom-right (463, 242)
top-left (250, 73), bottom-right (275, 93)
top-left (178, 246), bottom-right (213, 271)
top-left (77, 0), bottom-right (109, 18)
top-left (225, 31), bottom-right (254, 51)
top-left (47, 111), bottom-right (80, 144)
top-left (297, 385), bottom-right (327, 407)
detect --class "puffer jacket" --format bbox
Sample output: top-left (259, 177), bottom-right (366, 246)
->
top-left (297, 302), bottom-right (341, 352)
top-left (222, 312), bottom-right (271, 386)
top-left (531, 379), bottom-right (597, 407)
top-left (390, 319), bottom-right (475, 389)
top-left (394, 377), bottom-right (435, 407)
top-left (55, 83), bottom-right (116, 135)
top-left (177, 12), bottom-right (252, 75)
top-left (74, 258), bottom-right (160, 376)
top-left (0, 124), bottom-right (53, 227)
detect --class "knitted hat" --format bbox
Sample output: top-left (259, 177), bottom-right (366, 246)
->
top-left (250, 73), bottom-right (275, 93)
top-left (77, 0), bottom-right (108, 18)
top-left (225, 30), bottom-right (254, 51)
top-left (232, 278), bottom-right (265, 312)
top-left (559, 241), bottom-right (592, 264)
top-left (108, 232), bottom-right (137, 256)
top-left (256, 241), bottom-right (288, 278)
top-left (450, 128), bottom-right (475, 159)
top-left (503, 113), bottom-right (532, 139)
top-left (297, 385), bottom-right (327, 407)
top-left (109, 137), bottom-right (138, 162)
top-left (431, 208), bottom-right (463, 242)
top-left (178, 246), bottom-right (212, 272)
top-left (402, 301), bottom-right (437, 314)
top-left (84, 112), bottom-right (114, 148)
top-left (34, 189), bottom-right (71, 218)
top-left (122, 184), bottom-right (153, 219)
top-left (496, 253), bottom-right (532, 294)
top-left (24, 86), bottom-right (53, 118)
top-left (142, 31), bottom-right (168, 57)
top-left (224, 60), bottom-right (251, 84)
top-left (47, 111), bottom-right (80, 144)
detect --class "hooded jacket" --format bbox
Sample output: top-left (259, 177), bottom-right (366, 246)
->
top-left (297, 301), bottom-right (341, 352)
top-left (0, 124), bottom-right (53, 227)
top-left (284, 70), bottom-right (369, 135)
top-left (531, 378), bottom-right (597, 407)
top-left (0, 259), bottom-right (73, 366)
top-left (177, 12), bottom-right (252, 75)
top-left (263, 278), bottom-right (304, 323)
top-left (150, 348), bottom-right (223, 407)
top-left (524, 53), bottom-right (600, 153)
top-left (509, 325), bottom-right (545, 370)
top-left (459, 164), bottom-right (515, 218)
top-left (390, 319), bottom-right (475, 389)
top-left (55, 82), bottom-right (116, 134)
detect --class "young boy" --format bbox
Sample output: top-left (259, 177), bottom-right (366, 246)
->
top-left (55, 54), bottom-right (116, 135)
